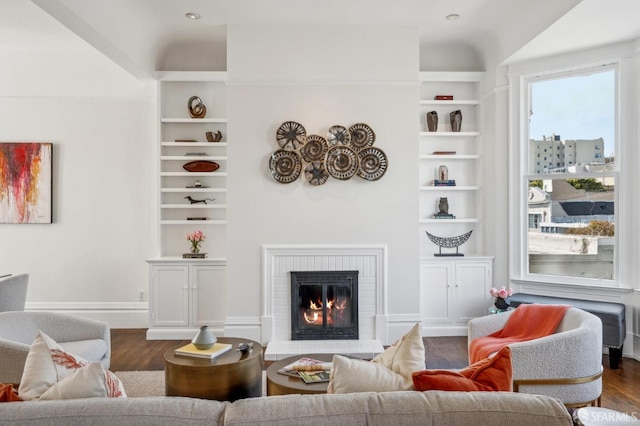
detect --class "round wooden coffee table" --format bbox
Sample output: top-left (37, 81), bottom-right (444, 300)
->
top-left (266, 353), bottom-right (334, 396)
top-left (164, 337), bottom-right (263, 401)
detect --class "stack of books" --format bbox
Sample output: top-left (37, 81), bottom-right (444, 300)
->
top-left (174, 342), bottom-right (232, 359)
top-left (434, 213), bottom-right (456, 219)
top-left (433, 180), bottom-right (456, 186)
top-left (277, 357), bottom-right (333, 384)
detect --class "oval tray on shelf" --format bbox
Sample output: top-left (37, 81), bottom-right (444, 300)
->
top-left (183, 161), bottom-right (220, 172)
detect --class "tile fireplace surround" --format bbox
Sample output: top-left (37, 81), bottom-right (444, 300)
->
top-left (261, 244), bottom-right (388, 361)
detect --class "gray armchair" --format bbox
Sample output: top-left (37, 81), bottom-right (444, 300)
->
top-left (0, 311), bottom-right (111, 385)
top-left (0, 273), bottom-right (29, 312)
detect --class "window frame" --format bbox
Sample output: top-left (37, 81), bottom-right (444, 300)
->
top-left (508, 51), bottom-right (627, 289)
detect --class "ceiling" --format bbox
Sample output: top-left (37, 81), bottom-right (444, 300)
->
top-left (3, 0), bottom-right (640, 80)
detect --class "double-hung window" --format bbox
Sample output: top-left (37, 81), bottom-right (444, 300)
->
top-left (509, 58), bottom-right (620, 286)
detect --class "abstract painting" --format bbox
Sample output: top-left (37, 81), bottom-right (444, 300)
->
top-left (0, 143), bottom-right (52, 223)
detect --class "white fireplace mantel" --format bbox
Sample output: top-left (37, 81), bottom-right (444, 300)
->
top-left (261, 244), bottom-right (388, 360)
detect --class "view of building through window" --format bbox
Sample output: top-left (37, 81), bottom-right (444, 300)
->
top-left (527, 69), bottom-right (615, 280)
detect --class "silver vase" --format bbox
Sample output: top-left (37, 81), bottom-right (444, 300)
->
top-left (192, 325), bottom-right (217, 349)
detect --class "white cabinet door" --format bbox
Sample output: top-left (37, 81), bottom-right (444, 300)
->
top-left (420, 257), bottom-right (493, 335)
top-left (420, 262), bottom-right (453, 324)
top-left (151, 265), bottom-right (189, 327)
top-left (453, 261), bottom-right (492, 323)
top-left (191, 264), bottom-right (227, 327)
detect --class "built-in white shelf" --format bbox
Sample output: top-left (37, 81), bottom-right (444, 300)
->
top-left (161, 118), bottom-right (228, 124)
top-left (419, 131), bottom-right (480, 137)
top-left (161, 204), bottom-right (227, 209)
top-left (419, 100), bottom-right (479, 106)
top-left (420, 218), bottom-right (480, 224)
top-left (160, 220), bottom-right (227, 225)
top-left (160, 172), bottom-right (228, 177)
top-left (419, 186), bottom-right (480, 191)
top-left (161, 156), bottom-right (227, 161)
top-left (161, 188), bottom-right (228, 193)
top-left (161, 142), bottom-right (227, 147)
top-left (420, 155), bottom-right (479, 160)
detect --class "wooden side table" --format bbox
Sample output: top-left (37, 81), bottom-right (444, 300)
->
top-left (164, 337), bottom-right (263, 401)
top-left (266, 353), bottom-right (334, 396)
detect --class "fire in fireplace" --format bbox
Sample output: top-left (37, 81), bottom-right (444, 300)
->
top-left (290, 270), bottom-right (358, 340)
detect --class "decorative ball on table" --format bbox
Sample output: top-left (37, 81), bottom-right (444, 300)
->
top-left (489, 286), bottom-right (513, 311)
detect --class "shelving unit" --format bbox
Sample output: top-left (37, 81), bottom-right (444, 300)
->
top-left (156, 71), bottom-right (228, 259)
top-left (418, 71), bottom-right (484, 257)
top-left (417, 71), bottom-right (490, 336)
top-left (147, 71), bottom-right (228, 339)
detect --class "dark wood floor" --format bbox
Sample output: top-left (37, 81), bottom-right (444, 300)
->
top-left (111, 329), bottom-right (640, 413)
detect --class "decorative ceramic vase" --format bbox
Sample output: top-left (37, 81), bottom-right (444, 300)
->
top-left (426, 111), bottom-right (438, 132)
top-left (494, 297), bottom-right (510, 311)
top-left (450, 110), bottom-right (462, 132)
top-left (192, 325), bottom-right (217, 349)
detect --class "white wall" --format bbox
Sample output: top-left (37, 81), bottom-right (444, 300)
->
top-left (225, 25), bottom-right (421, 342)
top-left (0, 46), bottom-right (156, 327)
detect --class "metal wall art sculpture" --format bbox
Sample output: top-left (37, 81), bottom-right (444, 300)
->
top-left (269, 121), bottom-right (388, 185)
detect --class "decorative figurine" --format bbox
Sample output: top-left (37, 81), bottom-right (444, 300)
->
top-left (438, 165), bottom-right (448, 181)
top-left (185, 196), bottom-right (216, 204)
top-left (206, 131), bottom-right (223, 142)
top-left (438, 197), bottom-right (449, 215)
top-left (188, 96), bottom-right (207, 118)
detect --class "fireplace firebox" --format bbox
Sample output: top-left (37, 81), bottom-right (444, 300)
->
top-left (290, 271), bottom-right (358, 340)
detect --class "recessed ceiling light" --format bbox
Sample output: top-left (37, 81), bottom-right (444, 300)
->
top-left (445, 14), bottom-right (460, 21)
top-left (185, 12), bottom-right (201, 20)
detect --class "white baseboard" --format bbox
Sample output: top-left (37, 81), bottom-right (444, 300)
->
top-left (24, 302), bottom-right (149, 329)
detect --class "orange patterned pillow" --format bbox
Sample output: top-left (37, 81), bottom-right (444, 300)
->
top-left (412, 346), bottom-right (512, 392)
top-left (0, 383), bottom-right (22, 402)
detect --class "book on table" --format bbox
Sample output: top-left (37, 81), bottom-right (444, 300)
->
top-left (174, 342), bottom-right (232, 359)
top-left (298, 370), bottom-right (331, 384)
top-left (276, 357), bottom-right (333, 378)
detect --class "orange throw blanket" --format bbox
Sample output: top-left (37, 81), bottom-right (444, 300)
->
top-left (469, 304), bottom-right (571, 363)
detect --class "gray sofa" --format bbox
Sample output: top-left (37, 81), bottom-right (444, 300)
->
top-left (0, 391), bottom-right (572, 425)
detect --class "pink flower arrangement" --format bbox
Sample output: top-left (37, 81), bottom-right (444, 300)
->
top-left (489, 286), bottom-right (513, 299)
top-left (186, 230), bottom-right (206, 253)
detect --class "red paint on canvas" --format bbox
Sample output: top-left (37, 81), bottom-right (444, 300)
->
top-left (0, 143), bottom-right (50, 223)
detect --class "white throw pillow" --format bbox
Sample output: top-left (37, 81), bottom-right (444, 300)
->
top-left (18, 330), bottom-right (125, 400)
top-left (39, 362), bottom-right (126, 400)
top-left (328, 354), bottom-right (412, 393)
top-left (19, 331), bottom-right (87, 400)
top-left (371, 323), bottom-right (426, 378)
top-left (327, 323), bottom-right (425, 394)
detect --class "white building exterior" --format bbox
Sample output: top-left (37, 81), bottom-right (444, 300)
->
top-left (529, 134), bottom-right (605, 174)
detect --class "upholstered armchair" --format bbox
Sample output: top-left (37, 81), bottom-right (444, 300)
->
top-left (0, 311), bottom-right (111, 385)
top-left (468, 307), bottom-right (603, 407)
top-left (0, 273), bottom-right (29, 312)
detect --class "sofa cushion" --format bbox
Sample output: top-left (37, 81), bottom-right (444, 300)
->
top-left (327, 323), bottom-right (425, 393)
top-left (412, 346), bottom-right (512, 392)
top-left (40, 362), bottom-right (125, 400)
